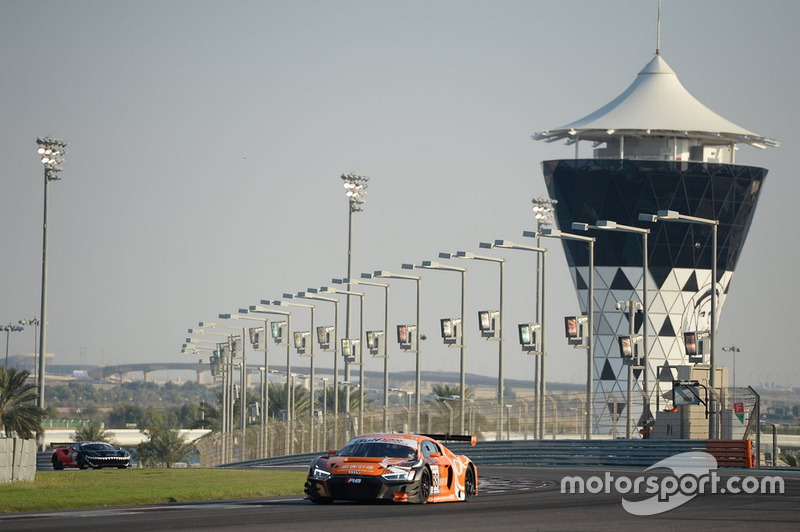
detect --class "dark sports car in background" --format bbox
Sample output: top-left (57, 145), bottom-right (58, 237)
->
top-left (51, 441), bottom-right (131, 470)
top-left (304, 433), bottom-right (477, 504)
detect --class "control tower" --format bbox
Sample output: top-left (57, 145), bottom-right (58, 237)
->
top-left (534, 52), bottom-right (777, 435)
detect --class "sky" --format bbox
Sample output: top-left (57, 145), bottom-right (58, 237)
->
top-left (1, 0), bottom-right (799, 390)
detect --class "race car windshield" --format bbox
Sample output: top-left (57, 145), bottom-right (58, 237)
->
top-left (338, 442), bottom-right (417, 459)
top-left (82, 443), bottom-right (115, 451)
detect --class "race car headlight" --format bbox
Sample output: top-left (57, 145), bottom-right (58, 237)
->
top-left (381, 469), bottom-right (415, 482)
top-left (312, 467), bottom-right (331, 480)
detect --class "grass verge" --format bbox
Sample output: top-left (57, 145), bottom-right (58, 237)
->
top-left (0, 469), bottom-right (307, 513)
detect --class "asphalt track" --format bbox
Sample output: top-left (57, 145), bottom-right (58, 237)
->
top-left (2, 466), bottom-right (798, 531)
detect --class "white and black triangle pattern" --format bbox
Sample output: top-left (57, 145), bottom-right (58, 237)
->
top-left (569, 265), bottom-right (732, 435)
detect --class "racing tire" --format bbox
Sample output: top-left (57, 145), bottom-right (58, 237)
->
top-left (464, 467), bottom-right (476, 501)
top-left (77, 453), bottom-right (90, 470)
top-left (418, 468), bottom-right (431, 504)
top-left (304, 481), bottom-right (333, 505)
top-left (52, 456), bottom-right (64, 470)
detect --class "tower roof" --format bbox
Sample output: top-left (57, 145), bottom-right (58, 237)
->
top-left (533, 54), bottom-right (778, 149)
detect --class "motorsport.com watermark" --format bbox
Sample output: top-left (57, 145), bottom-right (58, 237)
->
top-left (560, 452), bottom-right (785, 516)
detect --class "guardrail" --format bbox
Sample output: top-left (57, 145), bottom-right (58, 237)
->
top-left (219, 438), bottom-right (755, 469)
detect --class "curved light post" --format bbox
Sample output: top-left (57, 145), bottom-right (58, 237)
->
top-left (312, 285), bottom-right (365, 438)
top-left (2, 325), bottom-right (24, 367)
top-left (537, 228), bottom-right (595, 439)
top-left (263, 298), bottom-right (316, 451)
top-left (247, 305), bottom-right (293, 452)
top-left (479, 241), bottom-right (546, 440)
top-left (441, 251), bottom-right (505, 440)
top-left (336, 277), bottom-right (391, 431)
top-left (297, 291), bottom-right (340, 445)
top-left (18, 318), bottom-right (40, 374)
top-left (640, 209), bottom-right (719, 438)
top-left (368, 270), bottom-right (421, 432)
top-left (405, 260), bottom-right (467, 433)
top-left (722, 345), bottom-right (741, 399)
top-left (219, 312), bottom-right (271, 458)
top-left (36, 136), bottom-right (67, 436)
top-left (198, 321), bottom-right (247, 461)
top-left (573, 220), bottom-right (650, 438)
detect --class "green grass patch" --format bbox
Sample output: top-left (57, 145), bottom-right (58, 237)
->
top-left (0, 469), bottom-right (307, 513)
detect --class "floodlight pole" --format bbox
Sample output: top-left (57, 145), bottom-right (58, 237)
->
top-left (36, 136), bottom-right (67, 450)
top-left (537, 228), bottom-right (594, 439)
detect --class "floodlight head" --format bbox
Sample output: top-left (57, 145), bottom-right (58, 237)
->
top-left (657, 210), bottom-right (680, 219)
top-left (360, 272), bottom-right (374, 279)
top-left (438, 252), bottom-right (454, 259)
top-left (401, 263), bottom-right (415, 270)
top-left (478, 242), bottom-right (493, 249)
top-left (638, 213), bottom-right (658, 223)
top-left (238, 308), bottom-right (250, 314)
top-left (282, 293), bottom-right (295, 299)
top-left (332, 278), bottom-right (345, 284)
top-left (198, 322), bottom-right (215, 327)
top-left (218, 314), bottom-right (232, 319)
top-left (596, 220), bottom-right (617, 229)
top-left (456, 251), bottom-right (473, 258)
top-left (373, 270), bottom-right (390, 277)
top-left (571, 222), bottom-right (589, 232)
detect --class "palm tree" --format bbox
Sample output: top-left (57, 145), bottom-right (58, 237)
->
top-left (0, 367), bottom-right (46, 439)
top-left (431, 384), bottom-right (473, 400)
top-left (317, 384), bottom-right (367, 413)
top-left (72, 421), bottom-right (117, 445)
top-left (137, 423), bottom-right (194, 468)
top-left (268, 382), bottom-right (310, 420)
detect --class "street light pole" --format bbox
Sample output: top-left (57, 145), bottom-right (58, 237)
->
top-left (2, 325), bottom-right (24, 367)
top-left (36, 136), bottom-right (67, 444)
top-left (19, 318), bottom-right (40, 374)
top-left (219, 312), bottom-right (271, 458)
top-left (478, 241), bottom-right (547, 440)
top-left (247, 305), bottom-right (292, 452)
top-left (368, 271), bottom-right (421, 432)
top-left (537, 228), bottom-right (595, 439)
top-left (442, 252), bottom-right (505, 440)
top-left (299, 292), bottom-right (340, 446)
top-left (574, 220), bottom-right (650, 437)
top-left (641, 210), bottom-right (719, 438)
top-left (312, 286), bottom-right (365, 438)
top-left (722, 345), bottom-right (741, 399)
top-left (406, 261), bottom-right (467, 433)
top-left (337, 277), bottom-right (391, 432)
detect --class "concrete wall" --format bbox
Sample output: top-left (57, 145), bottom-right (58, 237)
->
top-left (0, 438), bottom-right (37, 483)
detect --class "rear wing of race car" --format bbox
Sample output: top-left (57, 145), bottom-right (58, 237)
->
top-left (50, 442), bottom-right (73, 449)
top-left (423, 434), bottom-right (477, 446)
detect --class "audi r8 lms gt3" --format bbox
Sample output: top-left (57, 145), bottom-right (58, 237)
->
top-left (304, 433), bottom-right (477, 504)
top-left (51, 441), bottom-right (131, 470)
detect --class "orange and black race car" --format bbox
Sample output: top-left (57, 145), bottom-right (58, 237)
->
top-left (304, 433), bottom-right (477, 504)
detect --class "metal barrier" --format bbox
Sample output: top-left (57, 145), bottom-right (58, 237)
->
top-left (221, 438), bottom-right (754, 469)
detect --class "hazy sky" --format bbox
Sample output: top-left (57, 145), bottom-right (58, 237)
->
top-left (2, 0), bottom-right (798, 389)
